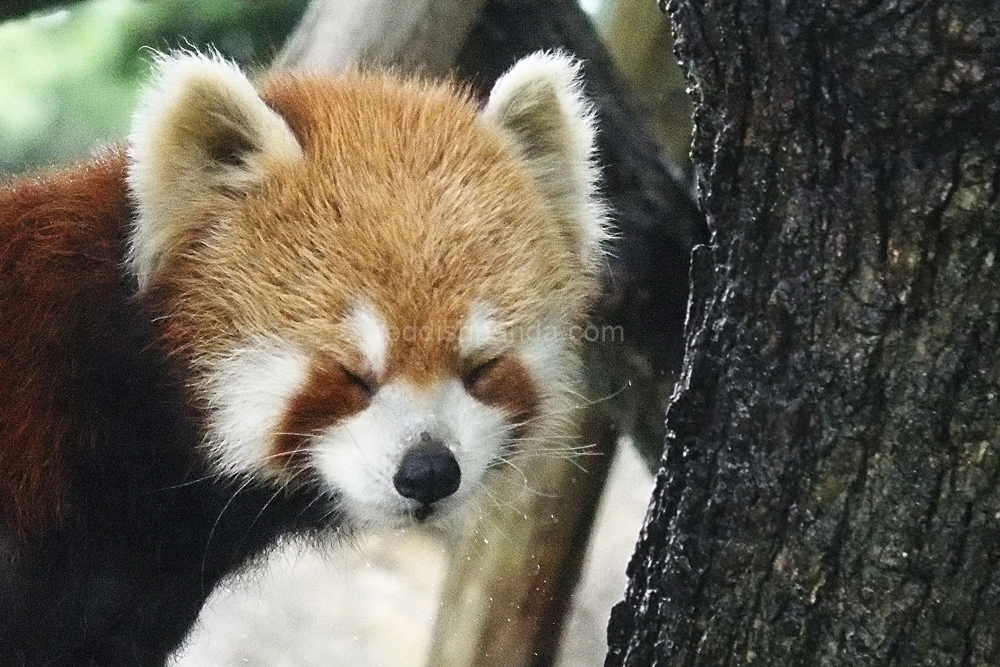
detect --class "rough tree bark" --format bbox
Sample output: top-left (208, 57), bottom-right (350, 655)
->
top-left (606, 1), bottom-right (1000, 666)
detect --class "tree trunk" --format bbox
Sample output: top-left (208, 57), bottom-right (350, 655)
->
top-left (606, 1), bottom-right (1000, 666)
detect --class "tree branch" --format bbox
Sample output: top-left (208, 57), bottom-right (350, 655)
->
top-left (274, 0), bottom-right (487, 75)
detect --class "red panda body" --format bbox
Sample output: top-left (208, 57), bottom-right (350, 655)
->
top-left (0, 150), bottom-right (330, 665)
top-left (0, 52), bottom-right (605, 667)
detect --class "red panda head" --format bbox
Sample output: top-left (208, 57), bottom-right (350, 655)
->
top-left (126, 51), bottom-right (607, 528)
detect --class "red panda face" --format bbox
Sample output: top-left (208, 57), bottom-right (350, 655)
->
top-left (127, 52), bottom-right (606, 528)
top-left (193, 297), bottom-right (575, 528)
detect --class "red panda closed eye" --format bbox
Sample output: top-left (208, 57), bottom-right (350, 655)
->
top-left (0, 49), bottom-right (606, 667)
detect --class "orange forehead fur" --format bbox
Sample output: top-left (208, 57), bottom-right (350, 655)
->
top-left (149, 70), bottom-right (596, 384)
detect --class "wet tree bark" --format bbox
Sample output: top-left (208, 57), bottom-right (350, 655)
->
top-left (606, 1), bottom-right (1000, 666)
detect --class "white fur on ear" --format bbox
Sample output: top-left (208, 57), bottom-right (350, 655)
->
top-left (127, 50), bottom-right (303, 290)
top-left (483, 51), bottom-right (608, 272)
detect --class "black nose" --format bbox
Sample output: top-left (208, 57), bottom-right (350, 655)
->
top-left (393, 433), bottom-right (461, 506)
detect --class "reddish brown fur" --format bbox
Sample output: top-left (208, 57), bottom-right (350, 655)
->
top-left (0, 69), bottom-right (591, 519)
top-left (0, 150), bottom-right (131, 540)
top-left (133, 71), bottom-right (593, 480)
top-left (0, 57), bottom-right (599, 667)
top-left (143, 72), bottom-right (590, 411)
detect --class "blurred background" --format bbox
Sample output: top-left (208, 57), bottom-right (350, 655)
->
top-left (0, 0), bottom-right (690, 177)
top-left (0, 1), bottom-right (689, 664)
top-left (0, 0), bottom-right (309, 173)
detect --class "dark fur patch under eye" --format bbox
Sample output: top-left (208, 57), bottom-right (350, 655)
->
top-left (271, 361), bottom-right (374, 469)
top-left (462, 355), bottom-right (540, 434)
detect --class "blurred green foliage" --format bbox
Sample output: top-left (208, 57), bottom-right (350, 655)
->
top-left (0, 0), bottom-right (308, 176)
top-left (0, 0), bottom-right (691, 179)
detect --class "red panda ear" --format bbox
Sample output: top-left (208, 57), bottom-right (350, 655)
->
top-left (126, 50), bottom-right (303, 290)
top-left (483, 52), bottom-right (608, 275)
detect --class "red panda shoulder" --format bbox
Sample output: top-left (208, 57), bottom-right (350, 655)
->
top-left (0, 149), bottom-right (132, 542)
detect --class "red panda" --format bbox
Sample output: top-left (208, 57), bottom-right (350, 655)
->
top-left (0, 51), bottom-right (606, 666)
